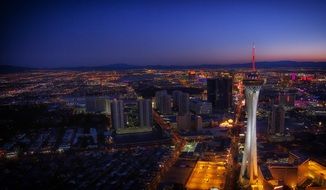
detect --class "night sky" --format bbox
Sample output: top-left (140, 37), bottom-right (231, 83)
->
top-left (1, 0), bottom-right (326, 68)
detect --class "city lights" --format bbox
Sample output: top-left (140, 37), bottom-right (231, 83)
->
top-left (1, 0), bottom-right (326, 189)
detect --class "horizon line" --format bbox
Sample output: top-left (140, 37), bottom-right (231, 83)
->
top-left (2, 60), bottom-right (326, 69)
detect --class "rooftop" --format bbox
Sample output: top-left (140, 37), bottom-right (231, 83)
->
top-left (186, 161), bottom-right (226, 190)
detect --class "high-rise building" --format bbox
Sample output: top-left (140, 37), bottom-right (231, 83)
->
top-left (160, 94), bottom-right (172, 114)
top-left (194, 115), bottom-right (203, 131)
top-left (155, 90), bottom-right (167, 109)
top-left (207, 77), bottom-right (233, 110)
top-left (278, 92), bottom-right (295, 107)
top-left (268, 105), bottom-right (285, 135)
top-left (173, 90), bottom-right (189, 115)
top-left (86, 96), bottom-right (110, 114)
top-left (179, 92), bottom-right (189, 115)
top-left (176, 113), bottom-right (192, 130)
top-left (155, 90), bottom-right (172, 114)
top-left (110, 99), bottom-right (124, 129)
top-left (138, 98), bottom-right (153, 128)
top-left (240, 44), bottom-right (264, 186)
top-left (189, 99), bottom-right (212, 115)
top-left (172, 90), bottom-right (182, 108)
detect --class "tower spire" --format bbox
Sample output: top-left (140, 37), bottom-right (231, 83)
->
top-left (252, 43), bottom-right (256, 71)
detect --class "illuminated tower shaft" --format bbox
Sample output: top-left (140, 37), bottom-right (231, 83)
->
top-left (240, 78), bottom-right (263, 185)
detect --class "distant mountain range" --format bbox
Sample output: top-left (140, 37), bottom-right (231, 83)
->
top-left (1, 61), bottom-right (326, 73)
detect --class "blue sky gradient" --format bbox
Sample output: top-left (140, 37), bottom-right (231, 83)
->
top-left (1, 0), bottom-right (326, 67)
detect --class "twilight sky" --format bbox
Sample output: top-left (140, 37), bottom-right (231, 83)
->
top-left (1, 0), bottom-right (326, 67)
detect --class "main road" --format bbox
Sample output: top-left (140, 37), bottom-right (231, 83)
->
top-left (225, 73), bottom-right (245, 189)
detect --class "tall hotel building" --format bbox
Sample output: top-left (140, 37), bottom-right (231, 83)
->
top-left (110, 99), bottom-right (124, 129)
top-left (155, 90), bottom-right (172, 114)
top-left (207, 77), bottom-right (233, 110)
top-left (138, 98), bottom-right (153, 128)
top-left (173, 90), bottom-right (190, 115)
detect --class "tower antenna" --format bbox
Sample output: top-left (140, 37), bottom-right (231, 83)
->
top-left (252, 43), bottom-right (256, 71)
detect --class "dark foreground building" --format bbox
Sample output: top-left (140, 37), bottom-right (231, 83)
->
top-left (207, 77), bottom-right (233, 110)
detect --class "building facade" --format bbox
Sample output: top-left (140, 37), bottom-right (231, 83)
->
top-left (207, 77), bottom-right (233, 110)
top-left (155, 90), bottom-right (172, 114)
top-left (86, 96), bottom-right (110, 114)
top-left (110, 99), bottom-right (124, 129)
top-left (138, 98), bottom-right (153, 128)
top-left (268, 105), bottom-right (285, 135)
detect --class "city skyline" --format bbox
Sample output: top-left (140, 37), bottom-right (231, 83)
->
top-left (0, 56), bottom-right (325, 189)
top-left (1, 0), bottom-right (326, 67)
top-left (1, 1), bottom-right (326, 189)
